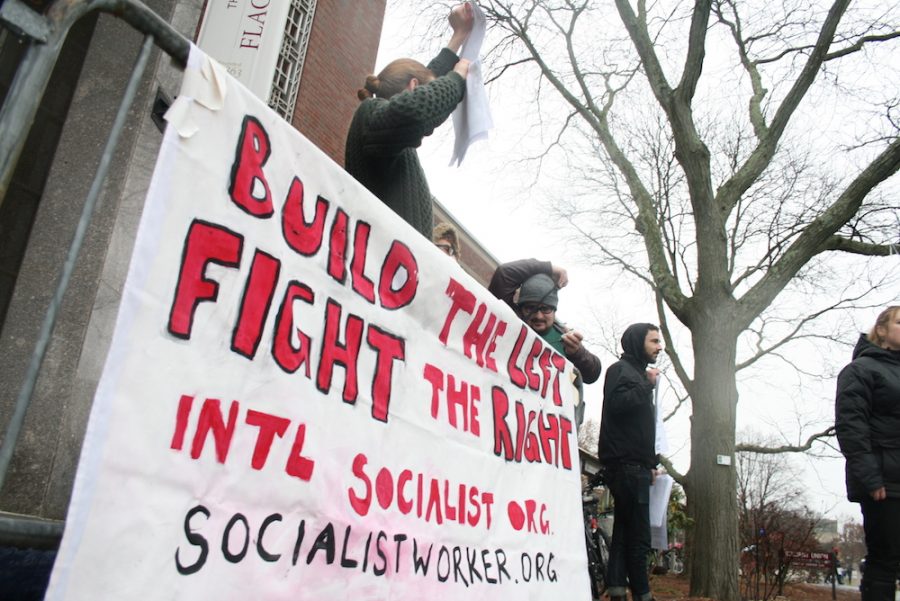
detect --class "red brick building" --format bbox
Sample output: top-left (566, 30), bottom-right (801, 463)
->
top-left (292, 1), bottom-right (386, 165)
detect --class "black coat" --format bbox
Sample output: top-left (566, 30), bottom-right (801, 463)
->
top-left (835, 334), bottom-right (900, 502)
top-left (597, 324), bottom-right (658, 469)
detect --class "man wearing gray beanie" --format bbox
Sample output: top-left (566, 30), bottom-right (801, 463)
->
top-left (488, 258), bottom-right (602, 392)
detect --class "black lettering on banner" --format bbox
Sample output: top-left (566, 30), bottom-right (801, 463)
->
top-left (306, 522), bottom-right (336, 565)
top-left (437, 545), bottom-right (451, 582)
top-left (373, 531), bottom-right (388, 576)
top-left (361, 531), bottom-right (373, 572)
top-left (175, 505), bottom-right (210, 575)
top-left (453, 546), bottom-right (469, 586)
top-left (496, 549), bottom-right (511, 583)
top-left (340, 525), bottom-right (358, 568)
top-left (292, 520), bottom-right (306, 565)
top-left (521, 552), bottom-right (532, 582)
top-left (172, 503), bottom-right (560, 589)
top-left (393, 533), bottom-right (407, 573)
top-left (481, 549), bottom-right (497, 584)
top-left (257, 513), bottom-right (282, 562)
top-left (412, 539), bottom-right (433, 575)
top-left (222, 513), bottom-right (250, 563)
top-left (466, 547), bottom-right (483, 584)
top-left (535, 552), bottom-right (546, 580)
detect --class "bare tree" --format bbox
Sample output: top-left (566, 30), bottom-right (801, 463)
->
top-left (737, 439), bottom-right (821, 600)
top-left (407, 1), bottom-right (900, 599)
top-left (578, 417), bottom-right (601, 451)
top-left (837, 520), bottom-right (865, 582)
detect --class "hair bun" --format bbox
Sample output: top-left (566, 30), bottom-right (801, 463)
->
top-left (357, 75), bottom-right (379, 101)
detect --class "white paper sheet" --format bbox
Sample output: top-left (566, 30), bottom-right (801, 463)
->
top-left (449, 2), bottom-right (494, 166)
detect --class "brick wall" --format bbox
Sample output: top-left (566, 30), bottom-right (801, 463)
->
top-left (292, 0), bottom-right (386, 165)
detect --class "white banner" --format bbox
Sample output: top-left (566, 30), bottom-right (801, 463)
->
top-left (45, 48), bottom-right (588, 601)
top-left (196, 0), bottom-right (293, 102)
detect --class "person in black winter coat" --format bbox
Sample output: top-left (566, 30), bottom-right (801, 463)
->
top-left (597, 323), bottom-right (664, 601)
top-left (835, 306), bottom-right (900, 601)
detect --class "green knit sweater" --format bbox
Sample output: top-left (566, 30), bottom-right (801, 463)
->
top-left (344, 48), bottom-right (466, 237)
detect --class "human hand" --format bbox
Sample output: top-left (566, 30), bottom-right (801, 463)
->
top-left (453, 58), bottom-right (471, 79)
top-left (551, 265), bottom-right (568, 288)
top-left (561, 330), bottom-right (583, 355)
top-left (870, 486), bottom-right (886, 501)
top-left (446, 3), bottom-right (475, 53)
top-left (646, 368), bottom-right (660, 385)
top-left (651, 469), bottom-right (659, 484)
top-left (449, 3), bottom-right (475, 35)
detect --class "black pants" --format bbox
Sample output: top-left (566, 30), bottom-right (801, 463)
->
top-left (860, 498), bottom-right (900, 601)
top-left (606, 464), bottom-right (652, 600)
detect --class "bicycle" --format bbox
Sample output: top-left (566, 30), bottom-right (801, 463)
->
top-left (649, 542), bottom-right (684, 576)
top-left (583, 475), bottom-right (612, 600)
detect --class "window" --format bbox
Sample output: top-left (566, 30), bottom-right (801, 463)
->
top-left (269, 0), bottom-right (316, 120)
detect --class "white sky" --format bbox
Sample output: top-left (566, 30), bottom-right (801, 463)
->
top-left (373, 1), bottom-right (900, 526)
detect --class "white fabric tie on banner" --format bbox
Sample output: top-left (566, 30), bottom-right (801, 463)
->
top-left (165, 46), bottom-right (228, 139)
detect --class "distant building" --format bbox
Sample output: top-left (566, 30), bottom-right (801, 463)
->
top-left (814, 519), bottom-right (839, 545)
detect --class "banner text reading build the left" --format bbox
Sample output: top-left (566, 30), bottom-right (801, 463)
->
top-left (45, 49), bottom-right (588, 601)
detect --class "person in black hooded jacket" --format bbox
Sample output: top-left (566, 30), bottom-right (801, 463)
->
top-left (597, 323), bottom-right (663, 601)
top-left (835, 306), bottom-right (900, 601)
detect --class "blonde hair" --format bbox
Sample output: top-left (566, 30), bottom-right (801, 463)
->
top-left (432, 222), bottom-right (460, 258)
top-left (868, 306), bottom-right (900, 347)
top-left (357, 59), bottom-right (435, 101)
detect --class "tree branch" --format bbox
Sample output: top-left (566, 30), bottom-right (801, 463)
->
top-left (660, 454), bottom-right (687, 486)
top-left (716, 0), bottom-right (852, 213)
top-left (484, 57), bottom-right (535, 85)
top-left (737, 135), bottom-right (900, 329)
top-left (655, 290), bottom-right (695, 395)
top-left (676, 0), bottom-right (712, 103)
top-left (755, 31), bottom-right (900, 65)
top-left (823, 236), bottom-right (900, 256)
top-left (736, 427), bottom-right (835, 454)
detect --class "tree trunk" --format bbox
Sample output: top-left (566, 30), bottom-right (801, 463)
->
top-left (686, 313), bottom-right (740, 601)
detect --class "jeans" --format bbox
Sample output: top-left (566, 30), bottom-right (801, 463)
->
top-left (606, 464), bottom-right (652, 601)
top-left (860, 498), bottom-right (900, 601)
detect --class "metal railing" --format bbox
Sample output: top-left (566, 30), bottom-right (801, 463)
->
top-left (0, 0), bottom-right (190, 545)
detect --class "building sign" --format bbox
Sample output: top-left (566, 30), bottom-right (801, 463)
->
top-left (44, 48), bottom-right (589, 600)
top-left (196, 0), bottom-right (292, 102)
top-left (784, 550), bottom-right (834, 569)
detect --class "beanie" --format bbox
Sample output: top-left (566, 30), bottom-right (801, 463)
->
top-left (517, 274), bottom-right (558, 308)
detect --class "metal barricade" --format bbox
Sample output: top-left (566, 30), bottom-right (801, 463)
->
top-left (0, 0), bottom-right (189, 548)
